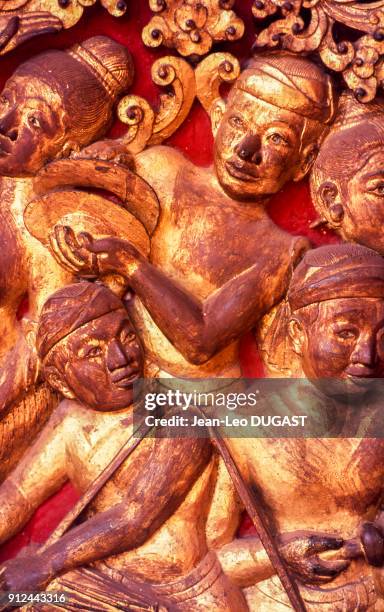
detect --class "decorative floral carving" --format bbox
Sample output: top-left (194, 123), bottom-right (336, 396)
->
top-left (142, 0), bottom-right (244, 59)
top-left (252, 0), bottom-right (384, 102)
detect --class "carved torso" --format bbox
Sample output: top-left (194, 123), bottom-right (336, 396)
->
top-left (133, 146), bottom-right (308, 378)
top-left (61, 400), bottom-right (216, 582)
top-left (227, 387), bottom-right (384, 594)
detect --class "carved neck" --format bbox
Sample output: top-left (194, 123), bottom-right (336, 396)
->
top-left (210, 168), bottom-right (269, 220)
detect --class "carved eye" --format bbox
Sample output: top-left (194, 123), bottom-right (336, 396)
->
top-left (85, 346), bottom-right (103, 358)
top-left (28, 115), bottom-right (41, 129)
top-left (374, 183), bottom-right (384, 196)
top-left (229, 115), bottom-right (245, 129)
top-left (268, 132), bottom-right (287, 146)
top-left (121, 329), bottom-right (136, 343)
top-left (0, 96), bottom-right (8, 106)
top-left (336, 329), bottom-right (357, 340)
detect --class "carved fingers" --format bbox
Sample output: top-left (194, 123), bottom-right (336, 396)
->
top-left (49, 225), bottom-right (140, 279)
top-left (49, 226), bottom-right (99, 277)
top-left (71, 139), bottom-right (135, 169)
top-left (279, 531), bottom-right (349, 584)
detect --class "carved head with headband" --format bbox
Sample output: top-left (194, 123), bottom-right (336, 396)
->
top-left (211, 52), bottom-right (335, 201)
top-left (37, 282), bottom-right (143, 411)
top-left (259, 243), bottom-right (384, 381)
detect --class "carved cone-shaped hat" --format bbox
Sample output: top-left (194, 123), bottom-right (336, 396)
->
top-left (14, 36), bottom-right (134, 148)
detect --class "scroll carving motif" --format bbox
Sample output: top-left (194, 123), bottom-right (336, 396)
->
top-left (252, 0), bottom-right (384, 101)
top-left (118, 56), bottom-right (196, 152)
top-left (142, 0), bottom-right (245, 58)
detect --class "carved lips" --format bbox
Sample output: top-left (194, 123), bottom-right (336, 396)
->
top-left (225, 159), bottom-right (259, 182)
top-left (110, 365), bottom-right (140, 389)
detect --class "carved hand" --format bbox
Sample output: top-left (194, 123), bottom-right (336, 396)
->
top-left (49, 225), bottom-right (141, 278)
top-left (0, 555), bottom-right (53, 592)
top-left (71, 139), bottom-right (135, 169)
top-left (279, 531), bottom-right (349, 584)
top-left (0, 13), bottom-right (62, 55)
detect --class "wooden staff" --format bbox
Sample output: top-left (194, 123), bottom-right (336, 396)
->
top-left (207, 422), bottom-right (307, 612)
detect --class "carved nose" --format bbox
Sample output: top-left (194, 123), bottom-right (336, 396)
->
top-left (0, 111), bottom-right (17, 140)
top-left (236, 135), bottom-right (262, 165)
top-left (351, 336), bottom-right (377, 369)
top-left (107, 339), bottom-right (130, 371)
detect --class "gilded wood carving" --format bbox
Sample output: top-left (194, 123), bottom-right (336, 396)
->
top-left (1, 1), bottom-right (384, 611)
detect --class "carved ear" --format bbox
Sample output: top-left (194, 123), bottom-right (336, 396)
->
top-left (293, 143), bottom-right (318, 182)
top-left (44, 365), bottom-right (75, 399)
top-left (210, 98), bottom-right (226, 137)
top-left (318, 181), bottom-right (344, 226)
top-left (288, 318), bottom-right (306, 355)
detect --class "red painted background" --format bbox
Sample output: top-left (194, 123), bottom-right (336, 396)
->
top-left (0, 0), bottom-right (338, 561)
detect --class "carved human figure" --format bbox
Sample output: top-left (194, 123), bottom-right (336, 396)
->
top-left (0, 36), bottom-right (132, 479)
top-left (51, 51), bottom-right (334, 560)
top-left (214, 244), bottom-right (384, 611)
top-left (55, 52), bottom-right (333, 382)
top-left (310, 92), bottom-right (384, 254)
top-left (0, 282), bottom-right (247, 611)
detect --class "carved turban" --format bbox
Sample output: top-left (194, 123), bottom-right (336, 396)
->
top-left (233, 52), bottom-right (334, 123)
top-left (288, 243), bottom-right (384, 312)
top-left (37, 282), bottom-right (125, 360)
top-left (14, 36), bottom-right (134, 148)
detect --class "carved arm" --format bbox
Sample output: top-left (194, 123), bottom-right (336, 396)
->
top-left (51, 229), bottom-right (308, 365)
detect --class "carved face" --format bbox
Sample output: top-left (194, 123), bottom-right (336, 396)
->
top-left (213, 91), bottom-right (313, 201)
top-left (51, 310), bottom-right (143, 411)
top-left (290, 297), bottom-right (384, 394)
top-left (336, 150), bottom-right (384, 254)
top-left (0, 76), bottom-right (67, 177)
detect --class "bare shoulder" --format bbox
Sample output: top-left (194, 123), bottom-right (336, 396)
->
top-left (54, 399), bottom-right (84, 429)
top-left (135, 145), bottom-right (189, 193)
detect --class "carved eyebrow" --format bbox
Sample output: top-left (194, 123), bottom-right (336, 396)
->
top-left (331, 309), bottom-right (364, 319)
top-left (24, 97), bottom-right (54, 113)
top-left (362, 170), bottom-right (384, 180)
top-left (265, 121), bottom-right (299, 138)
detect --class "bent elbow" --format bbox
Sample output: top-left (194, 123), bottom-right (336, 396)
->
top-left (183, 340), bottom-right (215, 365)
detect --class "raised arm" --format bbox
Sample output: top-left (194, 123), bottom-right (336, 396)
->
top-left (50, 228), bottom-right (307, 365)
top-left (0, 402), bottom-right (68, 546)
